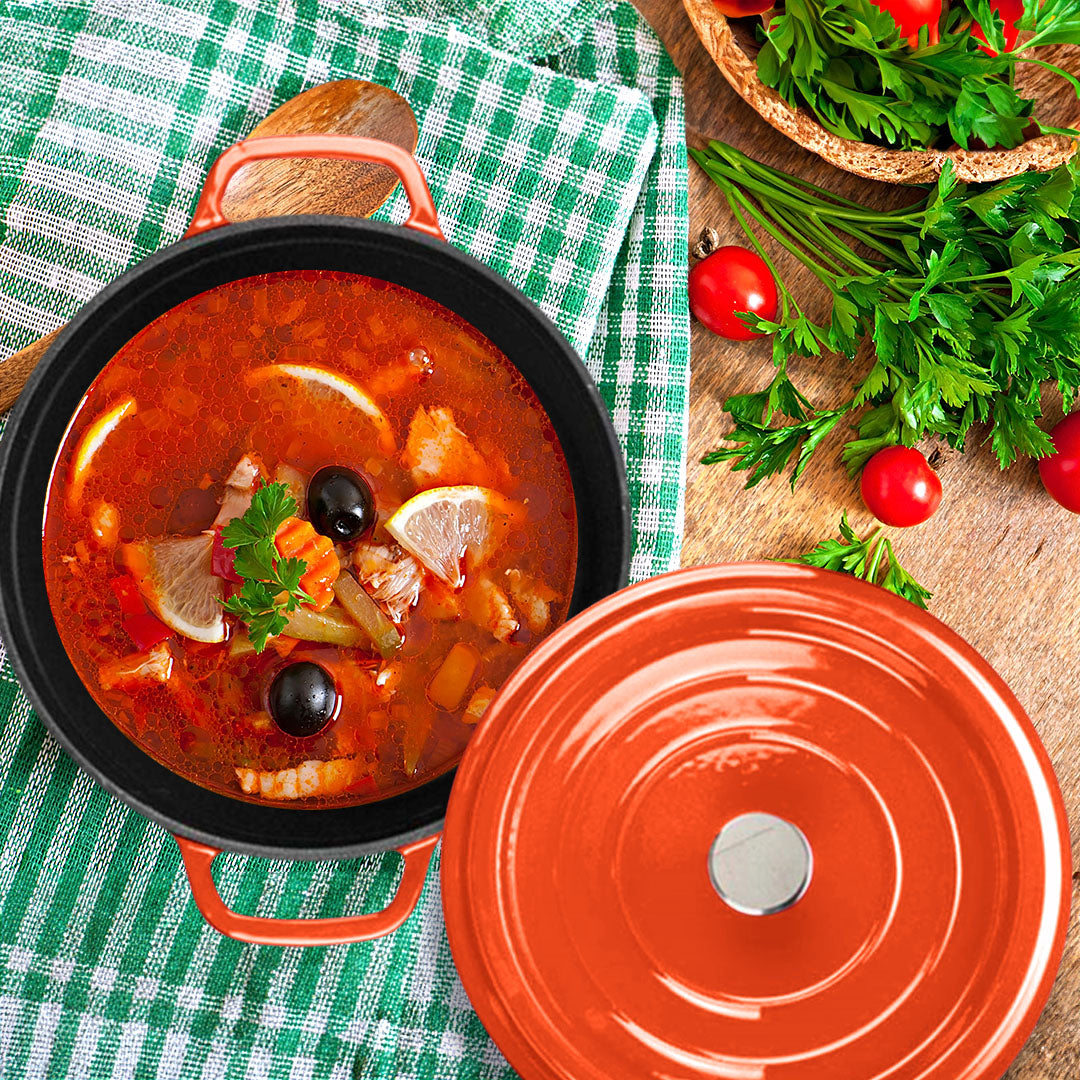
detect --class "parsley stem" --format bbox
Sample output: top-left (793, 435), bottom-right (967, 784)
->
top-left (724, 194), bottom-right (799, 322)
top-left (865, 532), bottom-right (887, 583)
top-left (1011, 54), bottom-right (1080, 102)
top-left (762, 202), bottom-right (855, 278)
top-left (705, 142), bottom-right (927, 218)
top-left (728, 188), bottom-right (837, 289)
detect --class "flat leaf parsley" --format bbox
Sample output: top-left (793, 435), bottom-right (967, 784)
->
top-left (790, 513), bottom-right (933, 607)
top-left (219, 482), bottom-right (313, 652)
top-left (756, 0), bottom-right (1080, 152)
top-left (692, 141), bottom-right (1080, 486)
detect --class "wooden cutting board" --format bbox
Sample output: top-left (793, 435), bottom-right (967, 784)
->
top-left (632, 2), bottom-right (1080, 1075)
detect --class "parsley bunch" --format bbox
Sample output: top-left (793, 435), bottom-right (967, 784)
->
top-left (692, 140), bottom-right (1080, 486)
top-left (756, 0), bottom-right (1080, 152)
top-left (790, 513), bottom-right (933, 607)
top-left (219, 483), bottom-right (313, 652)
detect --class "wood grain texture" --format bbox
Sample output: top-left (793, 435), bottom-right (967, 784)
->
top-left (633, 1), bottom-right (1080, 1074)
top-left (0, 80), bottom-right (416, 415)
top-left (219, 79), bottom-right (417, 221)
top-left (682, 0), bottom-right (1078, 184)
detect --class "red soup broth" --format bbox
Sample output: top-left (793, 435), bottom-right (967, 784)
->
top-left (42, 270), bottom-right (577, 806)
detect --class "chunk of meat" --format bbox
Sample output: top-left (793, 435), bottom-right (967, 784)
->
top-left (463, 685), bottom-right (496, 724)
top-left (272, 462), bottom-right (307, 510)
top-left (505, 569), bottom-right (558, 634)
top-left (213, 453), bottom-right (263, 527)
top-left (402, 407), bottom-right (492, 489)
top-left (373, 661), bottom-right (403, 701)
top-left (235, 757), bottom-right (371, 800)
top-left (89, 500), bottom-right (119, 549)
top-left (463, 575), bottom-right (518, 644)
top-left (352, 540), bottom-right (424, 622)
top-left (422, 580), bottom-right (461, 621)
top-left (99, 642), bottom-right (173, 692)
top-left (274, 516), bottom-right (340, 610)
top-left (367, 347), bottom-right (433, 396)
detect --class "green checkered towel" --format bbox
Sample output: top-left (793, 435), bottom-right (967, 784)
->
top-left (0, 0), bottom-right (689, 1076)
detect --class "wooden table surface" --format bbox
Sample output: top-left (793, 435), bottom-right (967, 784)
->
top-left (633, 2), bottom-right (1080, 1073)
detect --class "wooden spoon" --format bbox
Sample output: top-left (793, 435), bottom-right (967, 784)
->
top-left (0, 79), bottom-right (418, 414)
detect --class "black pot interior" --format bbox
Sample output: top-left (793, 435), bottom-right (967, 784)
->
top-left (0, 217), bottom-right (630, 860)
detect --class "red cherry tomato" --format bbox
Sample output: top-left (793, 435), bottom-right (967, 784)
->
top-left (972, 0), bottom-right (1023, 54)
top-left (688, 246), bottom-right (778, 341)
top-left (871, 0), bottom-right (941, 45)
top-left (860, 446), bottom-right (943, 527)
top-left (1038, 412), bottom-right (1080, 513)
top-left (712, 0), bottom-right (773, 15)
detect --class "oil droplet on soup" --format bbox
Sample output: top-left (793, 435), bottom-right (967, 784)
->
top-left (42, 271), bottom-right (577, 806)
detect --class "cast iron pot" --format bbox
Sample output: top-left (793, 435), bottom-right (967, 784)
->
top-left (0, 136), bottom-right (630, 945)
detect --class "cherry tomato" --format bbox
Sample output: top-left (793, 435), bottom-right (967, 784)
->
top-left (688, 246), bottom-right (778, 341)
top-left (860, 446), bottom-right (942, 527)
top-left (972, 0), bottom-right (1023, 54)
top-left (1038, 412), bottom-right (1080, 513)
top-left (711, 0), bottom-right (773, 15)
top-left (871, 0), bottom-right (941, 45)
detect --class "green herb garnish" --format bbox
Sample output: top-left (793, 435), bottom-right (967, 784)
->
top-left (219, 482), bottom-right (312, 652)
top-left (790, 513), bottom-right (933, 607)
top-left (692, 141), bottom-right (1080, 484)
top-left (756, 0), bottom-right (1080, 153)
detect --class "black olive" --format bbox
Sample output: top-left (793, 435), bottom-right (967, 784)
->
top-left (267, 662), bottom-right (337, 737)
top-left (307, 466), bottom-right (375, 543)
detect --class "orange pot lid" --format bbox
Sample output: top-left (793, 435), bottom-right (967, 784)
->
top-left (441, 564), bottom-right (1071, 1080)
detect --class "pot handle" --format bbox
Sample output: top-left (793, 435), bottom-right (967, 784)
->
top-left (174, 831), bottom-right (440, 946)
top-left (185, 134), bottom-right (444, 240)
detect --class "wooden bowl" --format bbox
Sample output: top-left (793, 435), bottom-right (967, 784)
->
top-left (683, 0), bottom-right (1079, 184)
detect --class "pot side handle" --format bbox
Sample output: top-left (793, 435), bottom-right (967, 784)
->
top-left (185, 134), bottom-right (444, 240)
top-left (174, 831), bottom-right (440, 947)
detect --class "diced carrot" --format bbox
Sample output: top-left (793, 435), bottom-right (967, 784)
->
top-left (427, 642), bottom-right (481, 711)
top-left (274, 515), bottom-right (339, 610)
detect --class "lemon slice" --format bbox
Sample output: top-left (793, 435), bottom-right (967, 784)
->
top-left (248, 363), bottom-right (394, 452)
top-left (385, 486), bottom-right (520, 587)
top-left (123, 534), bottom-right (225, 643)
top-left (68, 397), bottom-right (136, 505)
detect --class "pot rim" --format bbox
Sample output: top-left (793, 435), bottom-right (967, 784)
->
top-left (0, 212), bottom-right (631, 861)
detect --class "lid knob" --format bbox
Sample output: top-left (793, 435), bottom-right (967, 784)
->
top-left (708, 812), bottom-right (812, 916)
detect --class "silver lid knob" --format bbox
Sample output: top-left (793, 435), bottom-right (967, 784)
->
top-left (708, 812), bottom-right (813, 916)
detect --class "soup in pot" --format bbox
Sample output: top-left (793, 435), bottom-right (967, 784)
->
top-left (42, 270), bottom-right (577, 806)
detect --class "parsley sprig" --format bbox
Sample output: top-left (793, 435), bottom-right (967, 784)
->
top-left (692, 141), bottom-right (1080, 486)
top-left (756, 0), bottom-right (1080, 153)
top-left (790, 513), bottom-right (933, 607)
top-left (219, 482), bottom-right (312, 652)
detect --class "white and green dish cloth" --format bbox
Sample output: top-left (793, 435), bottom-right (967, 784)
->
top-left (0, 0), bottom-right (689, 1075)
